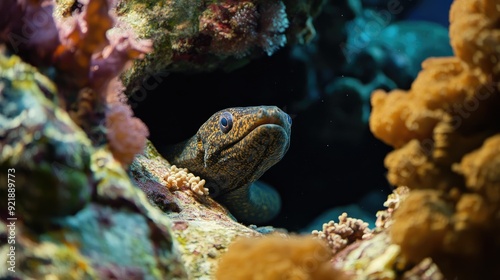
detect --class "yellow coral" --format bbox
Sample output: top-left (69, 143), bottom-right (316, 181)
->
top-left (453, 134), bottom-right (500, 202)
top-left (215, 234), bottom-right (349, 280)
top-left (370, 88), bottom-right (442, 148)
top-left (164, 165), bottom-right (208, 196)
top-left (368, 0), bottom-right (500, 278)
top-left (449, 0), bottom-right (500, 75)
top-left (390, 190), bottom-right (453, 262)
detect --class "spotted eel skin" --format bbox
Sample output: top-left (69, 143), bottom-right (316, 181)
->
top-left (163, 106), bottom-right (292, 224)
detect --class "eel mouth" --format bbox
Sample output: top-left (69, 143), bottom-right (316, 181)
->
top-left (217, 124), bottom-right (290, 196)
top-left (236, 122), bottom-right (291, 160)
top-left (241, 113), bottom-right (291, 141)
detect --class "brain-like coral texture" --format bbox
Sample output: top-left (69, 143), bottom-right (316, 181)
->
top-left (368, 0), bottom-right (500, 278)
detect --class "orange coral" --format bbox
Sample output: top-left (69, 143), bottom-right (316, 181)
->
top-left (368, 0), bottom-right (500, 278)
top-left (454, 134), bottom-right (500, 202)
top-left (215, 234), bottom-right (349, 280)
top-left (449, 0), bottom-right (500, 75)
top-left (389, 190), bottom-right (453, 262)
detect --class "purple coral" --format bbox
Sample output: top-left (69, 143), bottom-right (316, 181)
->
top-left (1, 0), bottom-right (60, 67)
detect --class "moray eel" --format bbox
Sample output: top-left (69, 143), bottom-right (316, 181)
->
top-left (163, 106), bottom-right (292, 224)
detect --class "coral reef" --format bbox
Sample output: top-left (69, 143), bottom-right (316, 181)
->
top-left (369, 0), bottom-right (500, 278)
top-left (0, 53), bottom-right (93, 224)
top-left (308, 194), bottom-right (438, 279)
top-left (4, 0), bottom-right (495, 279)
top-left (0, 51), bottom-right (258, 278)
top-left (0, 51), bottom-right (188, 278)
top-left (1, 0), bottom-right (263, 278)
top-left (215, 233), bottom-right (349, 280)
top-left (53, 0), bottom-right (310, 89)
top-left (1, 0), bottom-right (152, 167)
top-left (449, 0), bottom-right (500, 76)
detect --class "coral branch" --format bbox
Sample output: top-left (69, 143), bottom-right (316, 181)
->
top-left (312, 213), bottom-right (372, 255)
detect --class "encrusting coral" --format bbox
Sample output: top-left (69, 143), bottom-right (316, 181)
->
top-left (215, 233), bottom-right (350, 280)
top-left (1, 0), bottom-right (199, 278)
top-left (369, 0), bottom-right (500, 278)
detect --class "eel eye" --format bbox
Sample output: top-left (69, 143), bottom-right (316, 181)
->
top-left (286, 113), bottom-right (292, 125)
top-left (219, 111), bottom-right (233, 133)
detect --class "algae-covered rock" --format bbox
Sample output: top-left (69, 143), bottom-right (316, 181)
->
top-left (0, 51), bottom-right (188, 279)
top-left (53, 0), bottom-right (322, 90)
top-left (0, 53), bottom-right (93, 224)
top-left (131, 141), bottom-right (261, 278)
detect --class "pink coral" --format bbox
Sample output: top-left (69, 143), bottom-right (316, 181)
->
top-left (90, 31), bottom-right (153, 93)
top-left (106, 83), bottom-right (149, 165)
top-left (54, 0), bottom-right (152, 94)
top-left (0, 0), bottom-right (60, 66)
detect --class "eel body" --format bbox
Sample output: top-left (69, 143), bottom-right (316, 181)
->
top-left (163, 106), bottom-right (292, 224)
